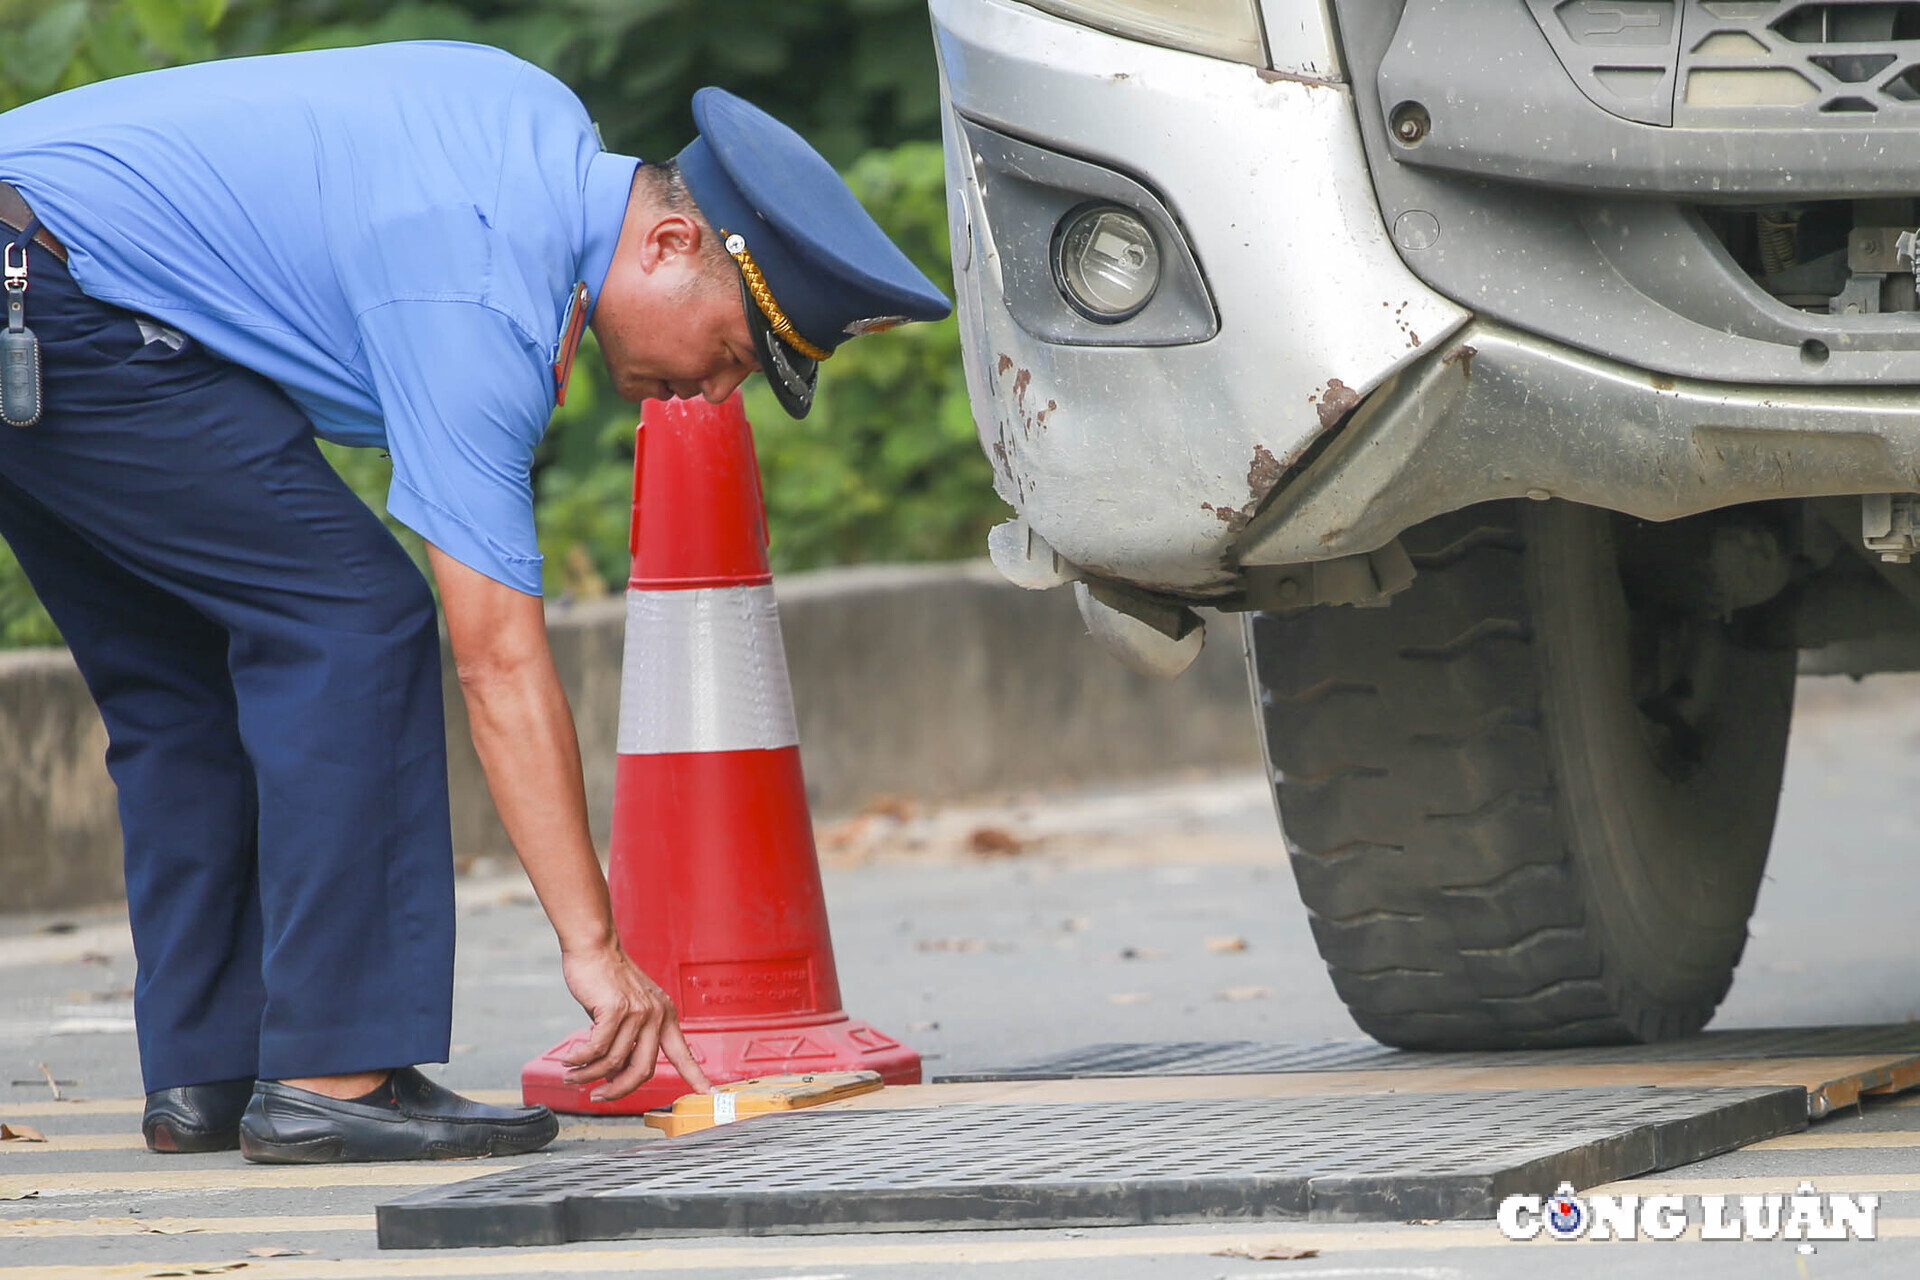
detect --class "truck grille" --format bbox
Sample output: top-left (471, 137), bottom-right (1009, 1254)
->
top-left (1531, 0), bottom-right (1920, 124)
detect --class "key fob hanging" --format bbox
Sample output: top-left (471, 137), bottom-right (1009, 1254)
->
top-left (3, 239), bottom-right (42, 428)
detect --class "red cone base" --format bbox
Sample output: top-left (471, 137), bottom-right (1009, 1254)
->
top-left (521, 1016), bottom-right (921, 1115)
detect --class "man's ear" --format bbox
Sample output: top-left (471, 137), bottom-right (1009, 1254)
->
top-left (643, 213), bottom-right (703, 273)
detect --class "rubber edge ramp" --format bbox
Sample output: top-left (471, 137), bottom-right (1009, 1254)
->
top-left (376, 1086), bottom-right (1806, 1247)
top-left (932, 1026), bottom-right (1920, 1082)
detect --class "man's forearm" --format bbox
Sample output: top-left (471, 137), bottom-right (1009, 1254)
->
top-left (458, 656), bottom-right (617, 956)
top-left (425, 543), bottom-right (618, 958)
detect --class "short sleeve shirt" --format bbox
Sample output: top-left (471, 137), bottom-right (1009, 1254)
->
top-left (0, 41), bottom-right (639, 595)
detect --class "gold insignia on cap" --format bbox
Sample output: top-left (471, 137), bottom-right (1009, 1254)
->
top-left (845, 316), bottom-right (909, 337)
top-left (722, 229), bottom-right (832, 363)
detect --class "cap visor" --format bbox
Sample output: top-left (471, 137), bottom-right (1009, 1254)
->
top-left (741, 273), bottom-right (817, 419)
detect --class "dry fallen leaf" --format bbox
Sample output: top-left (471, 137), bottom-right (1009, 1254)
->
top-left (818, 796), bottom-right (920, 862)
top-left (0, 1124), bottom-right (46, 1142)
top-left (79, 951), bottom-right (113, 966)
top-left (145, 1265), bottom-right (249, 1276)
top-left (908, 1020), bottom-right (940, 1032)
top-left (818, 815), bottom-right (874, 852)
top-left (859, 794), bottom-right (919, 822)
top-left (966, 826), bottom-right (1025, 856)
top-left (1212, 1242), bottom-right (1318, 1260)
top-left (1217, 985), bottom-right (1273, 1002)
top-left (244, 1247), bottom-right (309, 1258)
top-left (0, 1189), bottom-right (40, 1201)
top-left (1108, 992), bottom-right (1152, 1005)
top-left (137, 1224), bottom-right (207, 1235)
top-left (1205, 935), bottom-right (1249, 953)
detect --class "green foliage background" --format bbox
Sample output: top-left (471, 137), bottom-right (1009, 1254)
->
top-left (0, 0), bottom-right (999, 645)
top-left (0, 0), bottom-right (942, 165)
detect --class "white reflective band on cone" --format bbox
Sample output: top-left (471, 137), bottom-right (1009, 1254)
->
top-left (616, 585), bottom-right (801, 755)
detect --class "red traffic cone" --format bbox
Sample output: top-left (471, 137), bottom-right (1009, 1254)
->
top-left (520, 393), bottom-right (921, 1113)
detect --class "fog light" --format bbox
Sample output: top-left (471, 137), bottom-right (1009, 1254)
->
top-left (1053, 204), bottom-right (1161, 322)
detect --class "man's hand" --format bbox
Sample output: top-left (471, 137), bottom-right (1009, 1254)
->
top-left (560, 943), bottom-right (713, 1101)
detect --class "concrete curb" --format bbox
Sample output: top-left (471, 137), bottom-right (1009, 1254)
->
top-left (0, 648), bottom-right (124, 909)
top-left (2, 561), bottom-right (1262, 910)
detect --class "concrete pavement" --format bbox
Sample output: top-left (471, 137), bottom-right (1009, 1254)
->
top-left (5, 674), bottom-right (1920, 1276)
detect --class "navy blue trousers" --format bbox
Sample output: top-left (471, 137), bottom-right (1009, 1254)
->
top-left (0, 241), bottom-right (454, 1092)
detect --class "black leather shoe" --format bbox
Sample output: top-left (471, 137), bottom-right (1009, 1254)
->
top-left (238, 1067), bottom-right (559, 1164)
top-left (143, 1079), bottom-right (256, 1153)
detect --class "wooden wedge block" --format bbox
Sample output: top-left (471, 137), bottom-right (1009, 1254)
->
top-left (644, 1070), bottom-right (885, 1137)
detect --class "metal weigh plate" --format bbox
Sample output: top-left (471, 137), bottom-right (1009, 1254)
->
top-left (935, 1025), bottom-right (1920, 1083)
top-left (378, 1085), bottom-right (1804, 1248)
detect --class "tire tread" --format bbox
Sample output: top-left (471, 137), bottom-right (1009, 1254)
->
top-left (1253, 504), bottom-right (1649, 1047)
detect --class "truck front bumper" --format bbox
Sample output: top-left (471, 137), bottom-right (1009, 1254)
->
top-left (933, 0), bottom-right (1467, 597)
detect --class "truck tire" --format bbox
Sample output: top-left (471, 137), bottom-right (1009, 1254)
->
top-left (1249, 500), bottom-right (1796, 1048)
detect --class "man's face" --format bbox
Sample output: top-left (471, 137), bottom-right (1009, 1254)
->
top-left (591, 210), bottom-right (760, 405)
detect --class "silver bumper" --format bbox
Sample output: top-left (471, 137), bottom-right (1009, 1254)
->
top-left (934, 0), bottom-right (1468, 596)
top-left (1242, 323), bottom-right (1920, 569)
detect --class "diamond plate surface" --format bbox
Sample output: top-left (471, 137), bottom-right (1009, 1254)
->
top-left (934, 1026), bottom-right (1920, 1082)
top-left (377, 1086), bottom-right (1805, 1247)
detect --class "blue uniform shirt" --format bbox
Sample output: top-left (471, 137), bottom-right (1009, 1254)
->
top-left (0, 41), bottom-right (639, 595)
